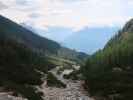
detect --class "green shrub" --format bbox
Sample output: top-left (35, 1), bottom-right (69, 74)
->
top-left (3, 81), bottom-right (43, 100)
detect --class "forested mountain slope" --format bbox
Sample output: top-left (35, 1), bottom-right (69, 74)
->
top-left (0, 36), bottom-right (45, 100)
top-left (0, 15), bottom-right (88, 64)
top-left (82, 19), bottom-right (133, 100)
top-left (0, 15), bottom-right (61, 54)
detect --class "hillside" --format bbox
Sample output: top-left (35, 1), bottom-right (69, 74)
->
top-left (82, 19), bottom-right (133, 100)
top-left (0, 15), bottom-right (89, 100)
top-left (0, 15), bottom-right (61, 54)
top-left (0, 15), bottom-right (88, 64)
top-left (0, 36), bottom-right (45, 100)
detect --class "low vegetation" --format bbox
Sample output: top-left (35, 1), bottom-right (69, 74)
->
top-left (47, 72), bottom-right (66, 88)
top-left (0, 37), bottom-right (46, 100)
top-left (82, 19), bottom-right (133, 100)
top-left (63, 70), bottom-right (80, 80)
top-left (0, 15), bottom-right (88, 99)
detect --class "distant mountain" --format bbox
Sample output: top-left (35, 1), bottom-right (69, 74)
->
top-left (23, 24), bottom-right (119, 54)
top-left (83, 18), bottom-right (133, 100)
top-left (21, 22), bottom-right (88, 64)
top-left (63, 27), bottom-right (119, 54)
top-left (21, 24), bottom-right (74, 43)
top-left (38, 27), bottom-right (73, 42)
top-left (0, 15), bottom-right (88, 66)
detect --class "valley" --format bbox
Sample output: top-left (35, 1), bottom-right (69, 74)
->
top-left (40, 58), bottom-right (93, 100)
top-left (0, 14), bottom-right (133, 100)
top-left (0, 15), bottom-right (89, 100)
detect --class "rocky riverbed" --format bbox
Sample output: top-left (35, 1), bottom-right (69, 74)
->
top-left (0, 65), bottom-right (94, 100)
top-left (40, 80), bottom-right (94, 100)
top-left (0, 93), bottom-right (27, 100)
top-left (0, 81), bottom-right (94, 100)
top-left (39, 66), bottom-right (94, 100)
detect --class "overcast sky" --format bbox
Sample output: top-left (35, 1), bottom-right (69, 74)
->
top-left (0, 0), bottom-right (133, 31)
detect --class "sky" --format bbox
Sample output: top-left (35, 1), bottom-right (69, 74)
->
top-left (0, 0), bottom-right (133, 30)
top-left (0, 0), bottom-right (133, 53)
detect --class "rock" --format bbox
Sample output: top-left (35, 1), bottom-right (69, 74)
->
top-left (39, 66), bottom-right (95, 100)
top-left (40, 80), bottom-right (94, 100)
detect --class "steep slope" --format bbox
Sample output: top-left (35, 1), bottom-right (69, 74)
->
top-left (0, 15), bottom-right (88, 99)
top-left (82, 19), bottom-right (133, 100)
top-left (0, 15), bottom-right (88, 64)
top-left (21, 21), bottom-right (88, 64)
top-left (0, 15), bottom-right (61, 54)
top-left (0, 37), bottom-right (44, 100)
top-left (0, 15), bottom-right (61, 100)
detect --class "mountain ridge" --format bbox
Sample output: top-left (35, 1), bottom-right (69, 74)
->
top-left (0, 15), bottom-right (61, 54)
top-left (0, 15), bottom-right (88, 64)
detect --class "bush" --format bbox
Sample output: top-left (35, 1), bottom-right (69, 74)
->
top-left (63, 70), bottom-right (79, 80)
top-left (3, 81), bottom-right (43, 100)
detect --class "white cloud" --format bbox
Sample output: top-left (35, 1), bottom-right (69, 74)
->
top-left (0, 1), bottom-right (7, 10)
top-left (0, 0), bottom-right (133, 31)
